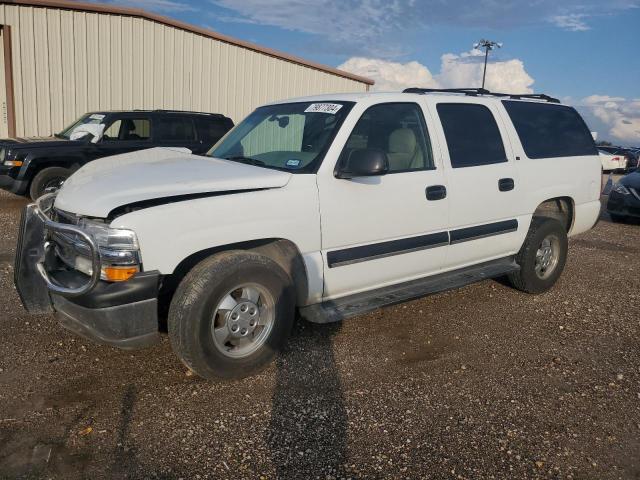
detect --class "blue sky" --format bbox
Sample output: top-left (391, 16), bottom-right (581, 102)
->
top-left (104, 0), bottom-right (640, 144)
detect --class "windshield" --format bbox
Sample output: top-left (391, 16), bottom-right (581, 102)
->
top-left (58, 113), bottom-right (108, 139)
top-left (208, 101), bottom-right (354, 173)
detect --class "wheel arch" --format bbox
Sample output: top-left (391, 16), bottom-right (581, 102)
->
top-left (532, 196), bottom-right (575, 233)
top-left (23, 155), bottom-right (83, 181)
top-left (159, 238), bottom-right (310, 314)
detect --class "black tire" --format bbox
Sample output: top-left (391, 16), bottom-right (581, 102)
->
top-left (609, 213), bottom-right (627, 223)
top-left (29, 166), bottom-right (71, 200)
top-left (168, 250), bottom-right (295, 380)
top-left (508, 217), bottom-right (568, 294)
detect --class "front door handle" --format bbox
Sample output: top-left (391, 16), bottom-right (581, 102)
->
top-left (426, 185), bottom-right (447, 201)
top-left (499, 178), bottom-right (515, 192)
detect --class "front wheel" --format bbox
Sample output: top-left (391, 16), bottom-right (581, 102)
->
top-left (508, 217), bottom-right (568, 294)
top-left (168, 250), bottom-right (295, 380)
top-left (29, 166), bottom-right (71, 200)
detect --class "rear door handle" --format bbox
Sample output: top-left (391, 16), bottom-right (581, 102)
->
top-left (426, 185), bottom-right (447, 201)
top-left (499, 178), bottom-right (515, 192)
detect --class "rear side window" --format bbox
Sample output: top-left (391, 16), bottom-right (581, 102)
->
top-left (196, 117), bottom-right (233, 145)
top-left (502, 101), bottom-right (597, 159)
top-left (154, 117), bottom-right (196, 142)
top-left (436, 103), bottom-right (507, 168)
top-left (103, 118), bottom-right (151, 141)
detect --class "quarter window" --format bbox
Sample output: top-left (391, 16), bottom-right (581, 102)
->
top-left (437, 103), bottom-right (507, 168)
top-left (502, 101), bottom-right (597, 159)
top-left (339, 103), bottom-right (434, 172)
top-left (196, 117), bottom-right (232, 145)
top-left (155, 117), bottom-right (197, 142)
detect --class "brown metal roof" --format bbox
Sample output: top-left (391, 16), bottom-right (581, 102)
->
top-left (1, 0), bottom-right (375, 85)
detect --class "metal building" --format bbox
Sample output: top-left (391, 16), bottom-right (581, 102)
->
top-left (0, 0), bottom-right (373, 138)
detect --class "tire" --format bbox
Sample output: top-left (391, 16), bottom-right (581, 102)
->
top-left (508, 217), bottom-right (568, 294)
top-left (609, 213), bottom-right (627, 223)
top-left (168, 250), bottom-right (295, 380)
top-left (29, 166), bottom-right (71, 200)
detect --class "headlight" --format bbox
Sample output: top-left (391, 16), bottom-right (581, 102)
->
top-left (612, 183), bottom-right (630, 195)
top-left (3, 149), bottom-right (26, 167)
top-left (77, 218), bottom-right (139, 251)
top-left (54, 218), bottom-right (142, 282)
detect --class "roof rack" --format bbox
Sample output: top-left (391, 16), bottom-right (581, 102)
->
top-left (151, 109), bottom-right (227, 116)
top-left (402, 87), bottom-right (560, 103)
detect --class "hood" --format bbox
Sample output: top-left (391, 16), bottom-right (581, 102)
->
top-left (621, 169), bottom-right (640, 189)
top-left (54, 147), bottom-right (292, 218)
top-left (0, 136), bottom-right (69, 148)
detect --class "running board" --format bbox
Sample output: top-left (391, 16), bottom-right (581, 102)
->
top-left (300, 257), bottom-right (519, 324)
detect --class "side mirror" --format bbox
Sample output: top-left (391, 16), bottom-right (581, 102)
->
top-left (337, 148), bottom-right (389, 179)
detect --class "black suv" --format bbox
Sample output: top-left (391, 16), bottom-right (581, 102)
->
top-left (0, 110), bottom-right (234, 200)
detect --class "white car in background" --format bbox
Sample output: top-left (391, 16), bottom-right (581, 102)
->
top-left (598, 149), bottom-right (627, 172)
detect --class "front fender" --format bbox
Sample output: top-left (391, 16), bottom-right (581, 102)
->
top-left (110, 175), bottom-right (322, 276)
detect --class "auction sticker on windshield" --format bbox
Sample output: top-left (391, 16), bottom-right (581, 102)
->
top-left (304, 103), bottom-right (343, 114)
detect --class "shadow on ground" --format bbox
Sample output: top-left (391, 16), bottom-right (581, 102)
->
top-left (266, 321), bottom-right (347, 479)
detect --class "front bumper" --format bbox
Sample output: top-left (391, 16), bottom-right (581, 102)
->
top-left (606, 188), bottom-right (640, 218)
top-left (14, 198), bottom-right (161, 349)
top-left (0, 173), bottom-right (28, 195)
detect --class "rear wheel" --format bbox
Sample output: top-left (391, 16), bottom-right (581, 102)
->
top-left (508, 217), bottom-right (568, 294)
top-left (29, 166), bottom-right (71, 200)
top-left (168, 250), bottom-right (295, 380)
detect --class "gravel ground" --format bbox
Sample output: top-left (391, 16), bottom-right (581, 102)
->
top-left (1, 182), bottom-right (639, 480)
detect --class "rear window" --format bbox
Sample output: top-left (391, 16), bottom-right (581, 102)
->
top-left (502, 101), bottom-right (597, 159)
top-left (436, 103), bottom-right (507, 168)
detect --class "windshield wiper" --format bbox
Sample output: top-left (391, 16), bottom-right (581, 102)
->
top-left (53, 133), bottom-right (66, 139)
top-left (222, 156), bottom-right (266, 167)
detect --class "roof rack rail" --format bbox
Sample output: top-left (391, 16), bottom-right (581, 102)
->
top-left (150, 109), bottom-right (226, 116)
top-left (402, 87), bottom-right (560, 103)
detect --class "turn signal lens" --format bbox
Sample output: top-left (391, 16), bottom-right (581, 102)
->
top-left (102, 266), bottom-right (138, 282)
top-left (3, 160), bottom-right (23, 167)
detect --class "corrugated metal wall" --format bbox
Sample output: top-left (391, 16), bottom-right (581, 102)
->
top-left (0, 4), bottom-right (368, 137)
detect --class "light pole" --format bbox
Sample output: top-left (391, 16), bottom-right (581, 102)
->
top-left (474, 39), bottom-right (502, 90)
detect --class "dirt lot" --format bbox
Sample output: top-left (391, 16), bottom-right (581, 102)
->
top-left (1, 183), bottom-right (639, 480)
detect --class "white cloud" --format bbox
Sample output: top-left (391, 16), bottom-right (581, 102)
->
top-left (210, 0), bottom-right (640, 54)
top-left (210, 0), bottom-right (405, 56)
top-left (437, 49), bottom-right (534, 93)
top-left (578, 96), bottom-right (640, 143)
top-left (105, 0), bottom-right (195, 12)
top-left (337, 57), bottom-right (439, 91)
top-left (550, 14), bottom-right (590, 31)
top-left (338, 51), bottom-right (534, 93)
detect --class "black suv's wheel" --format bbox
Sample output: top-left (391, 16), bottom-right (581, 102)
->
top-left (168, 250), bottom-right (295, 380)
top-left (508, 217), bottom-right (568, 294)
top-left (29, 166), bottom-right (71, 200)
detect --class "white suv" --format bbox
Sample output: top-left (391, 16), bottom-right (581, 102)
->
top-left (15, 88), bottom-right (602, 380)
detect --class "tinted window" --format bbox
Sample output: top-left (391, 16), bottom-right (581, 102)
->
top-left (103, 118), bottom-right (151, 141)
top-left (196, 117), bottom-right (232, 145)
top-left (155, 117), bottom-right (196, 142)
top-left (437, 103), bottom-right (507, 168)
top-left (502, 101), bottom-right (597, 159)
top-left (340, 103), bottom-right (434, 172)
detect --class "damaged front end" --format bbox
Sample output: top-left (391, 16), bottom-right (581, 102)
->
top-left (14, 194), bottom-right (160, 349)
